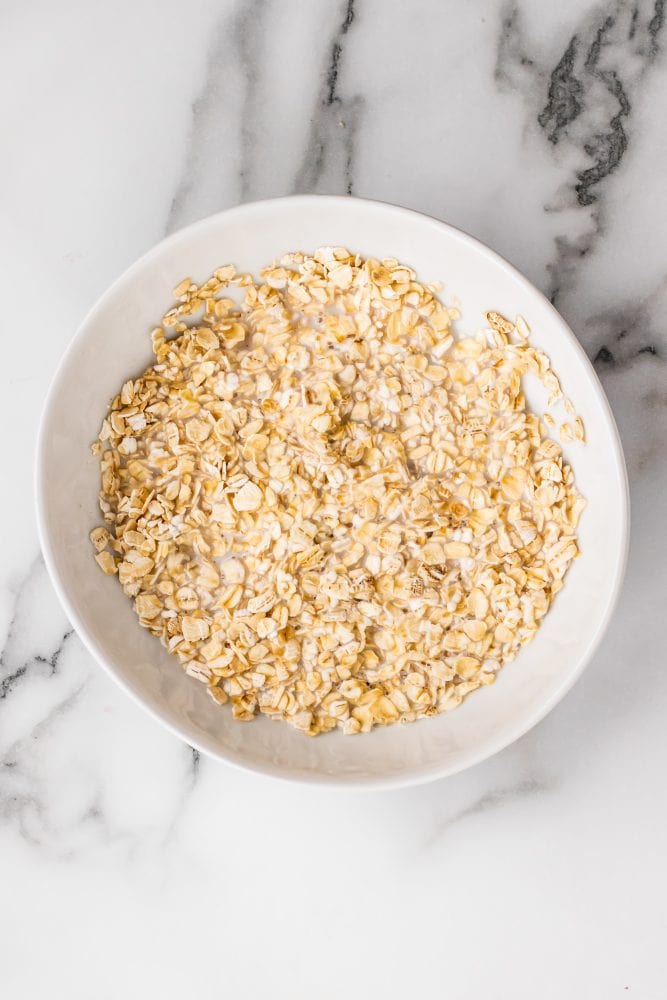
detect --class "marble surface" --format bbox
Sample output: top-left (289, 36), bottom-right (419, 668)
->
top-left (2, 0), bottom-right (666, 996)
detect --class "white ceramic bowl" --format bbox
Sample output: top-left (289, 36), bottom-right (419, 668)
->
top-left (36, 196), bottom-right (629, 788)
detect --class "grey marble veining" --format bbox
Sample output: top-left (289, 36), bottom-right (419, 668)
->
top-left (292, 0), bottom-right (361, 194)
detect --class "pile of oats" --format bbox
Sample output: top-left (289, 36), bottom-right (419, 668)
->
top-left (91, 248), bottom-right (585, 736)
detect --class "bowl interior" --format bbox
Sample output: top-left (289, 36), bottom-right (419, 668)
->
top-left (37, 197), bottom-right (627, 786)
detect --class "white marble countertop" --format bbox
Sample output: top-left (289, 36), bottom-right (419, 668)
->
top-left (2, 0), bottom-right (666, 996)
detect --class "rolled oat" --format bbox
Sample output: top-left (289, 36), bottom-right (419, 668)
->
top-left (91, 248), bottom-right (585, 735)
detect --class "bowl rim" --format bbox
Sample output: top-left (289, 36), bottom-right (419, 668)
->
top-left (35, 194), bottom-right (630, 789)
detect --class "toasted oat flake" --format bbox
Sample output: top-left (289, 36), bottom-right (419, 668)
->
top-left (91, 248), bottom-right (585, 735)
